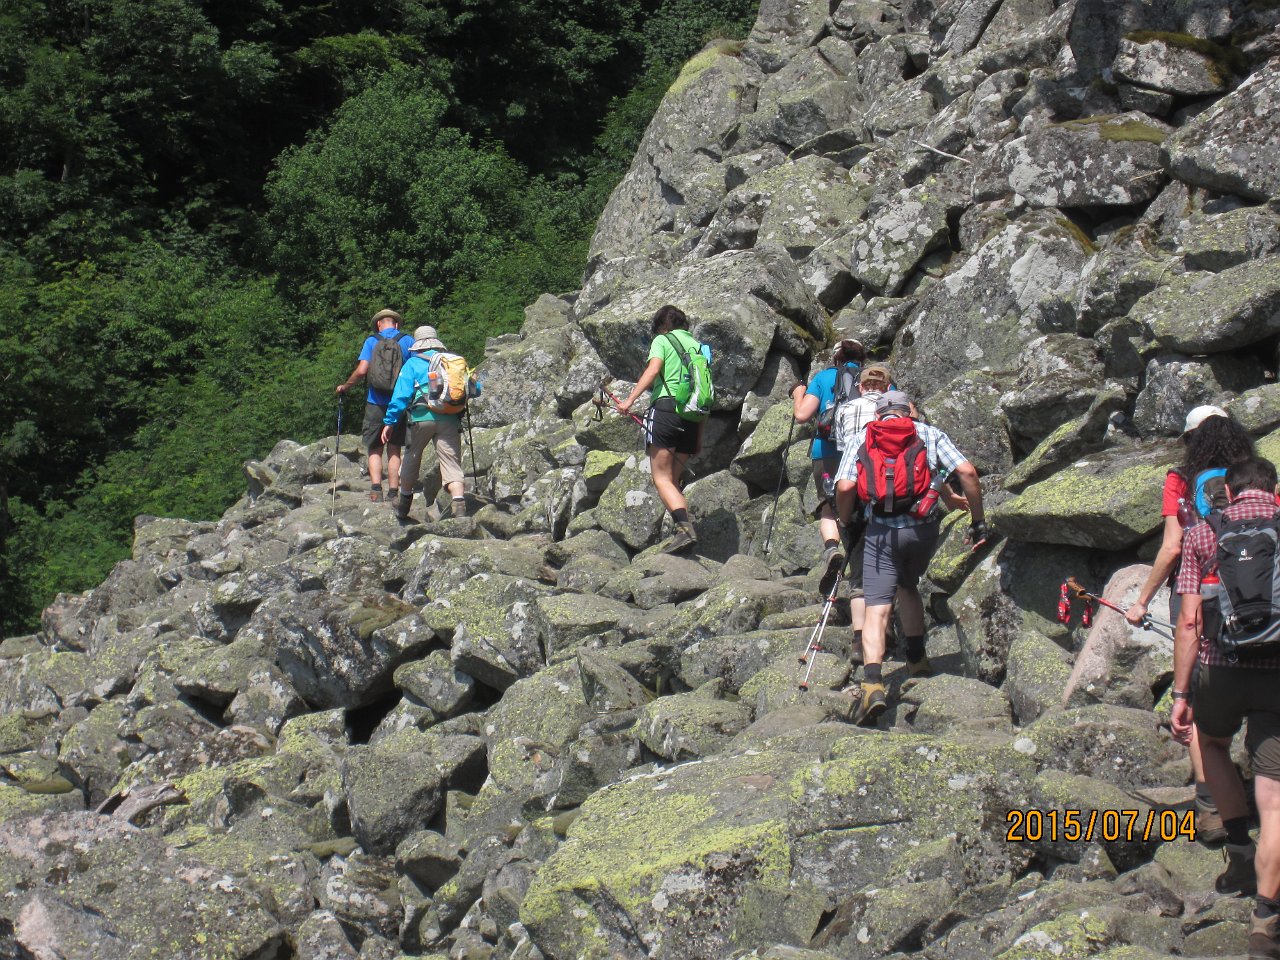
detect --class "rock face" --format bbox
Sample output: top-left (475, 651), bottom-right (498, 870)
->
top-left (7, 0), bottom-right (1280, 958)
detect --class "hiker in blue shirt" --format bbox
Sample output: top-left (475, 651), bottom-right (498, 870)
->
top-left (382, 325), bottom-right (478, 523)
top-left (789, 338), bottom-right (865, 592)
top-left (336, 308), bottom-right (413, 503)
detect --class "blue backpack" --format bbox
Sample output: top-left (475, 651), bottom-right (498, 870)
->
top-left (1192, 468), bottom-right (1229, 520)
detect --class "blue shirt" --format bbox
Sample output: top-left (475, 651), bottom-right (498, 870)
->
top-left (383, 352), bottom-right (481, 425)
top-left (358, 331), bottom-right (413, 406)
top-left (805, 363), bottom-right (861, 459)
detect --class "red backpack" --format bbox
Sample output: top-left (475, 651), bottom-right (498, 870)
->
top-left (855, 418), bottom-right (933, 515)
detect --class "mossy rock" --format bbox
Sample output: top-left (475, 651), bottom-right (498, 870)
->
top-left (1004, 632), bottom-right (1074, 725)
top-left (1020, 704), bottom-right (1181, 788)
top-left (992, 444), bottom-right (1174, 550)
top-left (1137, 256), bottom-right (1280, 354)
top-left (633, 684), bottom-right (754, 761)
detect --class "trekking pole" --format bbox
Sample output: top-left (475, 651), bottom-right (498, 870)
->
top-left (331, 400), bottom-right (343, 517)
top-left (798, 566), bottom-right (843, 691)
top-left (595, 381), bottom-right (645, 427)
top-left (464, 403), bottom-right (479, 494)
top-left (1063, 576), bottom-right (1174, 637)
top-left (762, 413), bottom-right (798, 555)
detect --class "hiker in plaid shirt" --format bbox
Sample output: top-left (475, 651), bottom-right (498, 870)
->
top-left (1174, 456), bottom-right (1280, 959)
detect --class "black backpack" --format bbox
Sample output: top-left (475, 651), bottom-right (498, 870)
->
top-left (814, 366), bottom-right (861, 441)
top-left (368, 333), bottom-right (410, 393)
top-left (1202, 511), bottom-right (1280, 658)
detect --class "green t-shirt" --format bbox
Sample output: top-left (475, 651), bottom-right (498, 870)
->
top-left (647, 329), bottom-right (701, 402)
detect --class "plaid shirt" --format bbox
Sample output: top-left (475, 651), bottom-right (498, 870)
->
top-left (1177, 489), bottom-right (1280, 668)
top-left (834, 420), bottom-right (968, 528)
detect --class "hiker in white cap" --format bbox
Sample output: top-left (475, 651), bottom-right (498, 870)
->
top-left (336, 308), bottom-right (413, 503)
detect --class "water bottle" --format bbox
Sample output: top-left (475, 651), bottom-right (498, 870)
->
top-left (912, 473), bottom-right (944, 520)
top-left (822, 472), bottom-right (835, 500)
top-left (1176, 496), bottom-right (1197, 528)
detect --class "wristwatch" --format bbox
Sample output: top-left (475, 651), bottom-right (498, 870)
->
top-left (1170, 689), bottom-right (1190, 701)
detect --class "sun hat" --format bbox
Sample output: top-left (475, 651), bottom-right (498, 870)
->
top-left (875, 390), bottom-right (912, 417)
top-left (860, 363), bottom-right (892, 387)
top-left (1183, 405), bottom-right (1228, 435)
top-left (410, 325), bottom-right (446, 353)
top-left (371, 308), bottom-right (402, 330)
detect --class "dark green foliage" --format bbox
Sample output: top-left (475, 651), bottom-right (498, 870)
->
top-left (0, 0), bottom-right (760, 636)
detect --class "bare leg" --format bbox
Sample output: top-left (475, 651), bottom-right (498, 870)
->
top-left (1258, 773), bottom-right (1280, 900)
top-left (368, 446), bottom-right (384, 486)
top-left (446, 480), bottom-right (464, 499)
top-left (862, 604), bottom-right (892, 667)
top-left (386, 444), bottom-right (402, 491)
top-left (818, 501), bottom-right (839, 544)
top-left (1190, 728), bottom-right (1207, 782)
top-left (649, 446), bottom-right (688, 513)
top-left (1200, 733), bottom-right (1250, 821)
top-left (850, 597), bottom-right (865, 632)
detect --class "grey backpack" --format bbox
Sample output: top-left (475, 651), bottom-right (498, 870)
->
top-left (368, 333), bottom-right (409, 393)
top-left (1203, 512), bottom-right (1280, 658)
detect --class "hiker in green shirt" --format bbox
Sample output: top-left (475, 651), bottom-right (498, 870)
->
top-left (618, 304), bottom-right (705, 553)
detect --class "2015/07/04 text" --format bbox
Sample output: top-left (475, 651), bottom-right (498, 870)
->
top-left (1005, 808), bottom-right (1197, 843)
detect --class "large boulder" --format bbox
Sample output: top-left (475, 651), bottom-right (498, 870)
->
top-left (998, 334), bottom-right (1104, 451)
top-left (1112, 33), bottom-right (1235, 97)
top-left (1165, 57), bottom-right (1280, 201)
top-left (891, 213), bottom-right (1090, 397)
top-left (920, 370), bottom-right (1015, 475)
top-left (849, 180), bottom-right (954, 296)
top-left (469, 296), bottom-right (575, 428)
top-left (1134, 257), bottom-right (1280, 354)
top-left (578, 247), bottom-right (823, 407)
top-left (1132, 353), bottom-right (1262, 437)
top-left (1001, 114), bottom-right (1169, 208)
top-left (588, 44), bottom-right (761, 265)
top-left (993, 443), bottom-right (1174, 550)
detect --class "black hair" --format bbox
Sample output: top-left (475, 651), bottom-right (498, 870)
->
top-left (1181, 415), bottom-right (1255, 480)
top-left (651, 304), bottom-right (688, 334)
top-left (834, 339), bottom-right (866, 364)
top-left (1226, 457), bottom-right (1277, 495)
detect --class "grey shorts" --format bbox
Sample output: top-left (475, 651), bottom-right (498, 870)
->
top-left (862, 518), bottom-right (941, 607)
top-left (363, 403), bottom-right (406, 450)
top-left (1194, 664), bottom-right (1280, 780)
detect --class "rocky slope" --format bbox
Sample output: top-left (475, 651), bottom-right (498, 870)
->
top-left (5, 1), bottom-right (1280, 958)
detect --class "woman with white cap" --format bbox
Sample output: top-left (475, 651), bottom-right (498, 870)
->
top-left (1127, 405), bottom-right (1256, 842)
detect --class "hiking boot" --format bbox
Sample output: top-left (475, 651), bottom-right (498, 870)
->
top-left (906, 657), bottom-right (934, 679)
top-left (666, 521), bottom-right (699, 554)
top-left (1194, 793), bottom-right (1228, 845)
top-left (451, 497), bottom-right (467, 519)
top-left (1216, 842), bottom-right (1257, 896)
top-left (369, 488), bottom-right (384, 503)
top-left (1250, 910), bottom-right (1280, 960)
top-left (818, 543), bottom-right (845, 597)
top-left (852, 681), bottom-right (888, 727)
top-left (395, 495), bottom-right (418, 525)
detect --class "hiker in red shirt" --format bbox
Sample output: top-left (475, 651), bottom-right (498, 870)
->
top-left (1173, 457), bottom-right (1280, 959)
top-left (1128, 406), bottom-right (1257, 842)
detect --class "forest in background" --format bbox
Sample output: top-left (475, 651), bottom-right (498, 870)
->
top-left (0, 0), bottom-right (759, 635)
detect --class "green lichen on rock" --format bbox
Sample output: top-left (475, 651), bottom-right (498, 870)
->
top-left (1124, 30), bottom-right (1247, 80)
top-left (1059, 113), bottom-right (1168, 144)
top-left (995, 910), bottom-right (1113, 958)
top-left (669, 40), bottom-right (745, 96)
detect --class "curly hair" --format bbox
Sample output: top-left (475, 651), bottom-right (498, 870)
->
top-left (1180, 414), bottom-right (1256, 480)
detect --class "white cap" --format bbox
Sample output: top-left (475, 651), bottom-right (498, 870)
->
top-left (1183, 405), bottom-right (1228, 434)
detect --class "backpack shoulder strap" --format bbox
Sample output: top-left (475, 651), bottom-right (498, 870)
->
top-left (664, 332), bottom-right (693, 365)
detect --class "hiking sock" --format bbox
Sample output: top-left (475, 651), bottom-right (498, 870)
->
top-left (387, 486), bottom-right (398, 499)
top-left (371, 482), bottom-right (383, 491)
top-left (1257, 896), bottom-right (1280, 920)
top-left (864, 663), bottom-right (882, 684)
top-left (905, 635), bottom-right (926, 663)
top-left (853, 630), bottom-right (863, 645)
top-left (671, 508), bottom-right (689, 525)
top-left (824, 538), bottom-right (840, 550)
top-left (1225, 816), bottom-right (1252, 846)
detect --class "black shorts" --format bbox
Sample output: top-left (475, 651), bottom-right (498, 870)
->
top-left (363, 403), bottom-right (406, 450)
top-left (644, 400), bottom-right (698, 455)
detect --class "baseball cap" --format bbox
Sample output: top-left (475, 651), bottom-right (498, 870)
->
top-left (875, 390), bottom-right (911, 416)
top-left (833, 338), bottom-right (865, 363)
top-left (860, 363), bottom-right (891, 387)
top-left (1182, 405), bottom-right (1228, 435)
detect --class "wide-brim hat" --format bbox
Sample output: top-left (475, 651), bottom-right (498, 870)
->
top-left (410, 324), bottom-right (446, 352)
top-left (1182, 404), bottom-right (1228, 435)
top-left (371, 308), bottom-right (402, 329)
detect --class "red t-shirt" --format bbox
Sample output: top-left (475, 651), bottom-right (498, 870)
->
top-left (1161, 470), bottom-right (1187, 518)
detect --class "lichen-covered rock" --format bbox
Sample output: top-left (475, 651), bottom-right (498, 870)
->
top-left (634, 682), bottom-right (754, 761)
top-left (1165, 57), bottom-right (1280, 201)
top-left (0, 812), bottom-right (285, 959)
top-left (684, 470), bottom-right (754, 562)
top-left (1134, 256), bottom-right (1280, 354)
top-left (1005, 631), bottom-right (1075, 725)
top-left (1004, 383), bottom-right (1127, 492)
top-left (1112, 33), bottom-right (1234, 96)
top-left (900, 674), bottom-right (1011, 735)
top-left (1132, 352), bottom-right (1262, 437)
top-left (343, 728), bottom-right (486, 854)
top-left (1020, 704), bottom-right (1182, 787)
top-left (850, 181), bottom-right (953, 296)
top-left (533, 592), bottom-right (640, 661)
top-left (579, 247), bottom-right (823, 408)
top-left (919, 369), bottom-right (1014, 475)
top-left (993, 443), bottom-right (1173, 550)
top-left (1228, 383), bottom-right (1280, 436)
top-left (999, 335), bottom-right (1104, 450)
top-left (1002, 114), bottom-right (1168, 208)
top-left (1177, 204), bottom-right (1280, 272)
top-left (394, 650), bottom-right (476, 719)
top-left (596, 460), bottom-right (667, 550)
top-left (1074, 249), bottom-right (1177, 338)
top-left (429, 574), bottom-right (550, 692)
top-left (892, 214), bottom-right (1089, 396)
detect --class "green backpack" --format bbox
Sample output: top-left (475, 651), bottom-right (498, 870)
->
top-left (664, 332), bottom-right (715, 422)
